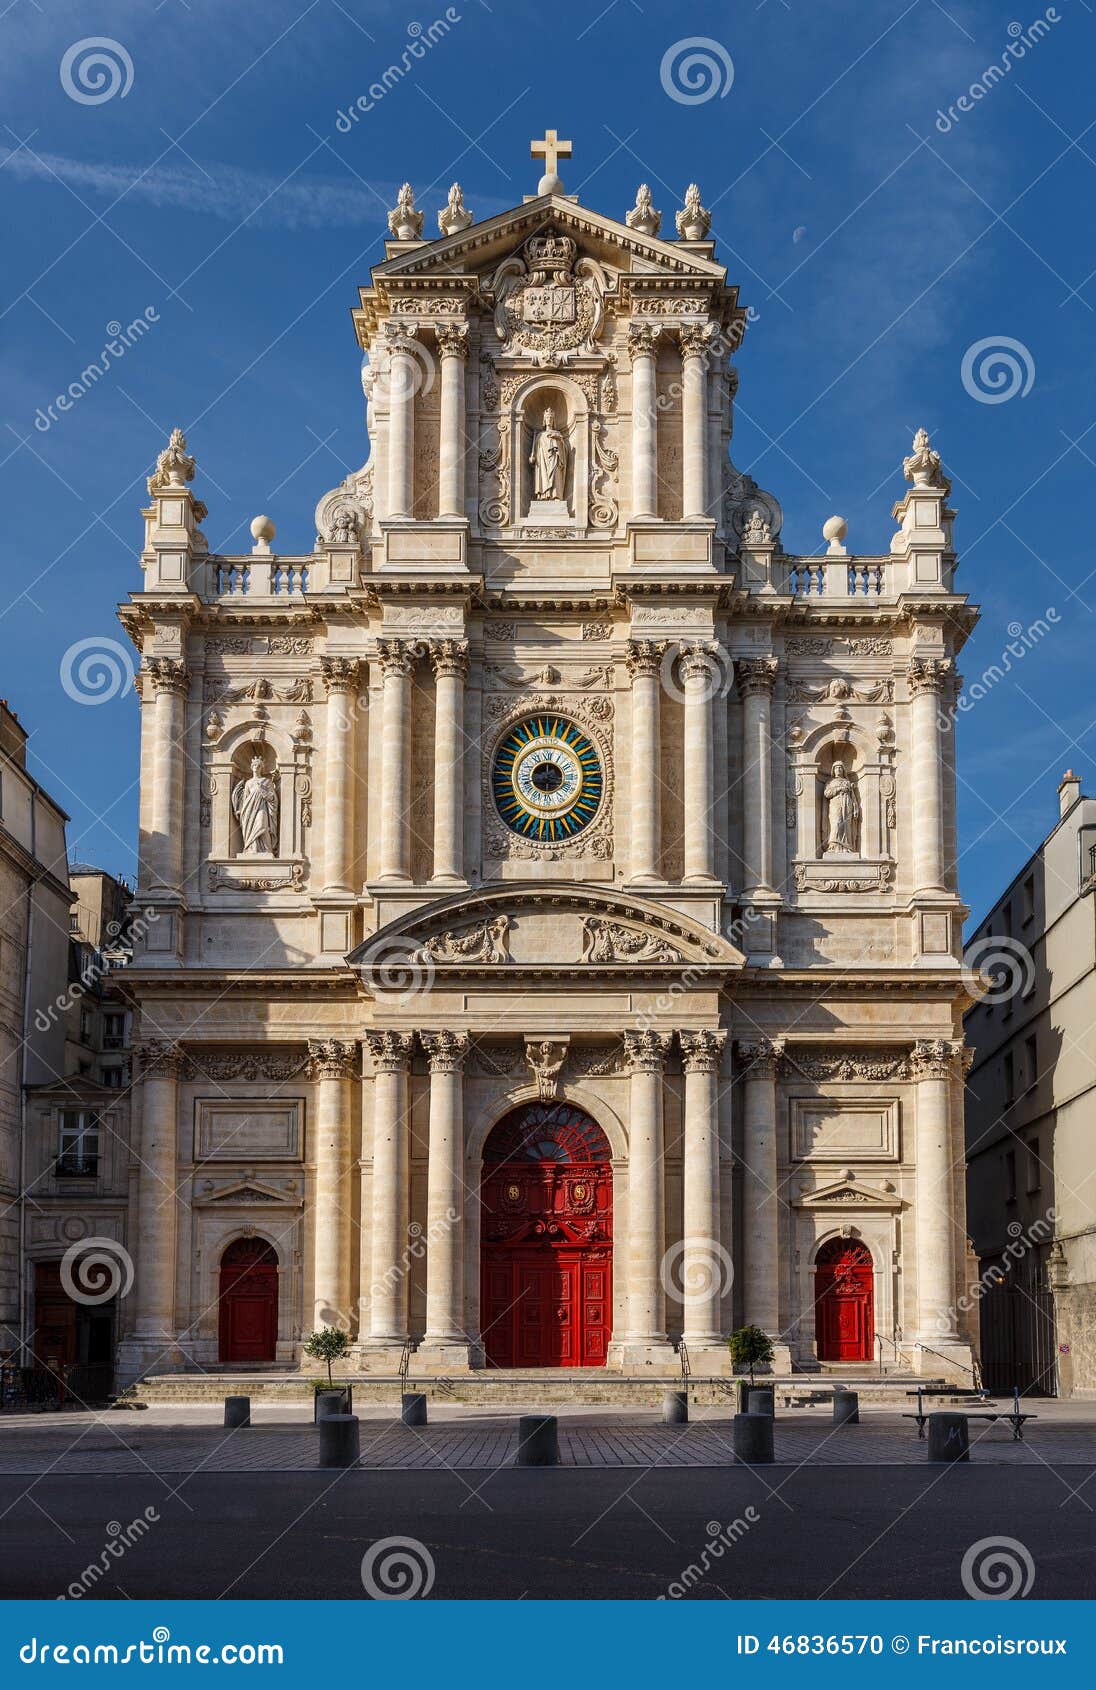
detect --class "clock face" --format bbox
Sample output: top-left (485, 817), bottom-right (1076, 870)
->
top-left (492, 714), bottom-right (603, 841)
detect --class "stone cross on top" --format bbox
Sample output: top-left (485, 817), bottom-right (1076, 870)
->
top-left (532, 128), bottom-right (572, 195)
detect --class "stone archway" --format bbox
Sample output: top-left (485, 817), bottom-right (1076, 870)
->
top-left (217, 1237), bottom-right (278, 1364)
top-left (479, 1101), bottom-right (612, 1369)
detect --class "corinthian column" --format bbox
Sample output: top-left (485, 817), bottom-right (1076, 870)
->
top-left (628, 323), bottom-right (660, 520)
top-left (130, 1040), bottom-right (184, 1345)
top-left (911, 1039), bottom-right (962, 1344)
top-left (307, 1040), bottom-right (357, 1330)
top-left (420, 1031), bottom-right (470, 1357)
top-left (377, 640), bottom-right (416, 882)
top-left (364, 1031), bottom-right (415, 1347)
top-left (144, 658), bottom-right (190, 896)
top-left (436, 322), bottom-right (469, 520)
top-left (385, 322), bottom-right (419, 521)
top-left (736, 1038), bottom-right (784, 1341)
top-left (737, 657), bottom-right (778, 895)
top-left (679, 1030), bottom-right (728, 1347)
top-left (319, 657), bottom-right (360, 895)
top-left (621, 1031), bottom-right (673, 1356)
top-left (429, 640), bottom-right (469, 885)
top-left (680, 643), bottom-right (718, 883)
top-left (626, 641), bottom-right (666, 885)
top-left (907, 658), bottom-right (952, 895)
top-left (679, 321), bottom-right (715, 521)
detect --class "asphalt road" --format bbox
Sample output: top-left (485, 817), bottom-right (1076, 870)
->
top-left (1, 1467), bottom-right (1093, 1599)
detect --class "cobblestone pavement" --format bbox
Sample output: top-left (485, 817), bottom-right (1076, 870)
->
top-left (0, 1403), bottom-right (1094, 1472)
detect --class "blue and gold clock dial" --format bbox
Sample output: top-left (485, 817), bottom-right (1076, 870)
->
top-left (492, 715), bottom-right (603, 841)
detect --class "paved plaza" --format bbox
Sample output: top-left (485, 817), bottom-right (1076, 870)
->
top-left (1, 1400), bottom-right (1095, 1473)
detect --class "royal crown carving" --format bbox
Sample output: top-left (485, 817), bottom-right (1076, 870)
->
top-left (485, 230), bottom-right (610, 363)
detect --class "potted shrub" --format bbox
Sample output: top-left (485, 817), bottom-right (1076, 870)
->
top-left (728, 1325), bottom-right (775, 1412)
top-left (304, 1327), bottom-right (352, 1421)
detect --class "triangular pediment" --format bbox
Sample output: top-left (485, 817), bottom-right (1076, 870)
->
top-left (369, 195), bottom-right (730, 287)
top-left (794, 1179), bottom-right (903, 1212)
top-left (349, 883), bottom-right (744, 990)
top-left (195, 1179), bottom-right (299, 1207)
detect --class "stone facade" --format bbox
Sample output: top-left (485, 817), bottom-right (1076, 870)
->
top-left (965, 771), bottom-right (1096, 1398)
top-left (116, 150), bottom-right (978, 1383)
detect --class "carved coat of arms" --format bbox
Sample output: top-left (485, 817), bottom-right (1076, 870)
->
top-left (486, 231), bottom-right (608, 363)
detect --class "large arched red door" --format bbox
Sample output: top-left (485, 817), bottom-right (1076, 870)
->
top-left (814, 1238), bottom-right (874, 1362)
top-left (218, 1238), bottom-right (278, 1363)
top-left (480, 1102), bottom-right (612, 1368)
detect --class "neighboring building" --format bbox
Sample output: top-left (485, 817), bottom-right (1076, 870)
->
top-left (115, 142), bottom-right (980, 1386)
top-left (63, 865), bottom-right (134, 1089)
top-left (0, 701), bottom-right (73, 1356)
top-left (965, 772), bottom-right (1096, 1397)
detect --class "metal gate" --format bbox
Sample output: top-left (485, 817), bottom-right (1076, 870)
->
top-left (977, 1266), bottom-right (1058, 1396)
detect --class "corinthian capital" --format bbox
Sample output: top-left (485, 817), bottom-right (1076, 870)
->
top-left (906, 656), bottom-right (954, 697)
top-left (143, 657), bottom-right (191, 697)
top-left (680, 1029), bottom-right (727, 1074)
top-left (678, 319), bottom-right (719, 360)
top-left (319, 655), bottom-right (362, 695)
top-left (627, 322), bottom-right (662, 361)
top-left (626, 638), bottom-right (667, 680)
top-left (365, 1030), bottom-right (415, 1073)
top-left (306, 1038), bottom-right (358, 1081)
top-left (909, 1038), bottom-right (964, 1080)
top-left (623, 1029), bottom-right (672, 1074)
top-left (429, 638), bottom-right (469, 680)
top-left (435, 321), bottom-right (469, 361)
top-left (735, 656), bottom-right (778, 699)
top-left (136, 1038), bottom-right (186, 1079)
top-left (735, 1037), bottom-right (785, 1080)
top-left (377, 638), bottom-right (418, 679)
top-left (421, 1030), bottom-right (470, 1074)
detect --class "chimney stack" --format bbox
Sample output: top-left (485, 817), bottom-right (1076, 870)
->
top-left (1059, 769), bottom-right (1081, 817)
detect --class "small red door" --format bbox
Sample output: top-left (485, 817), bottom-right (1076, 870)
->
top-left (814, 1239), bottom-right (874, 1362)
top-left (218, 1239), bottom-right (278, 1363)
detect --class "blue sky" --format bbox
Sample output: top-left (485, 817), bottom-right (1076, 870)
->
top-left (1, 0), bottom-right (1093, 922)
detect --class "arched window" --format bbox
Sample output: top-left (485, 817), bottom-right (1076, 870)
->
top-left (483, 1101), bottom-right (611, 1164)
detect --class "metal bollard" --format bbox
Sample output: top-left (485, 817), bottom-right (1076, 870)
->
top-left (747, 1387), bottom-right (775, 1417)
top-left (927, 1411), bottom-right (970, 1463)
top-left (318, 1413), bottom-right (360, 1469)
top-left (733, 1411), bottom-right (775, 1464)
top-left (663, 1389), bottom-right (688, 1425)
top-left (516, 1414), bottom-right (560, 1466)
top-left (224, 1395), bottom-right (250, 1429)
top-left (401, 1391), bottom-right (428, 1427)
top-left (833, 1390), bottom-right (859, 1426)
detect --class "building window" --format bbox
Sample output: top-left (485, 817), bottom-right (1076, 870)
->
top-left (1025, 1033), bottom-right (1038, 1092)
top-left (57, 1111), bottom-right (101, 1177)
top-left (1004, 1147), bottom-right (1017, 1205)
top-left (1021, 873), bottom-right (1035, 926)
top-left (1003, 1050), bottom-right (1015, 1105)
top-left (69, 913), bottom-right (80, 932)
top-left (102, 1012), bottom-right (126, 1051)
top-left (101, 1065), bottom-right (126, 1089)
top-left (80, 1007), bottom-right (94, 1044)
top-left (1026, 1137), bottom-right (1042, 1194)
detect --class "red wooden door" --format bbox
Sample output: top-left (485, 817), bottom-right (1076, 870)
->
top-left (479, 1102), bottom-right (613, 1369)
top-left (814, 1240), bottom-right (874, 1362)
top-left (218, 1239), bottom-right (278, 1363)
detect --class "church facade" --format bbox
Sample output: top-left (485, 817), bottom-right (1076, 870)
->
top-left (116, 140), bottom-right (978, 1384)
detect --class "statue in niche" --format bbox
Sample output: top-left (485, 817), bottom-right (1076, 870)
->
top-left (823, 760), bottom-right (860, 855)
top-left (232, 755), bottom-right (279, 855)
top-left (529, 405), bottom-right (569, 503)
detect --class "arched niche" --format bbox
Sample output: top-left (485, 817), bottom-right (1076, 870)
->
top-left (509, 375), bottom-right (590, 529)
top-left (789, 719), bottom-right (894, 865)
top-left (207, 720), bottom-right (302, 863)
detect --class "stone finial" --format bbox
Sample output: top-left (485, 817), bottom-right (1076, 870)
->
top-left (147, 426), bottom-right (194, 495)
top-left (250, 514), bottom-right (276, 554)
top-left (822, 514), bottom-right (848, 555)
top-left (903, 426), bottom-right (948, 489)
top-left (387, 182), bottom-right (424, 241)
top-left (437, 181), bottom-right (473, 236)
top-left (675, 183), bottom-right (711, 241)
top-left (626, 183), bottom-right (662, 237)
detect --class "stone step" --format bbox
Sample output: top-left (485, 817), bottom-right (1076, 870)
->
top-left (133, 1371), bottom-right (947, 1409)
